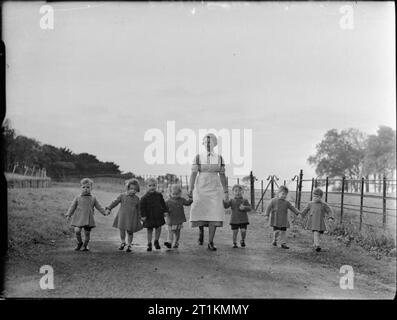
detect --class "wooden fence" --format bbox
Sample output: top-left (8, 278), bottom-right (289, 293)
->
top-left (5, 172), bottom-right (51, 189)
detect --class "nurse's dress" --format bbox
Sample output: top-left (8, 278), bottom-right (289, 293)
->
top-left (189, 152), bottom-right (226, 227)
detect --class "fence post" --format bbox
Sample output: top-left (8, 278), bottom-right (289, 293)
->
top-left (261, 180), bottom-right (264, 212)
top-left (297, 169), bottom-right (303, 209)
top-left (310, 178), bottom-right (314, 201)
top-left (250, 171), bottom-right (255, 210)
top-left (340, 176), bottom-right (345, 224)
top-left (270, 177), bottom-right (274, 199)
top-left (325, 177), bottom-right (329, 202)
top-left (383, 175), bottom-right (387, 229)
top-left (284, 180), bottom-right (286, 186)
top-left (359, 177), bottom-right (364, 231)
top-left (237, 178), bottom-right (240, 185)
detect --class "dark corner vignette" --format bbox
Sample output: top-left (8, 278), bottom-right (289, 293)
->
top-left (1, 10), bottom-right (7, 299)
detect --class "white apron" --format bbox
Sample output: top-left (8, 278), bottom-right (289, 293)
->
top-left (189, 153), bottom-right (226, 223)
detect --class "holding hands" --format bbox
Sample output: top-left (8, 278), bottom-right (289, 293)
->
top-left (105, 208), bottom-right (111, 216)
top-left (187, 190), bottom-right (193, 200)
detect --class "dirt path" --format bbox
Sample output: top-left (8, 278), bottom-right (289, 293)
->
top-left (3, 189), bottom-right (396, 299)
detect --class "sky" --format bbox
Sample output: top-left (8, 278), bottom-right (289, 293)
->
top-left (2, 1), bottom-right (396, 181)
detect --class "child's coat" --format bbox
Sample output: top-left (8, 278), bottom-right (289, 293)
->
top-left (140, 191), bottom-right (168, 228)
top-left (165, 196), bottom-right (193, 226)
top-left (265, 198), bottom-right (300, 228)
top-left (301, 201), bottom-right (333, 232)
top-left (66, 194), bottom-right (106, 228)
top-left (223, 197), bottom-right (251, 225)
top-left (108, 193), bottom-right (143, 233)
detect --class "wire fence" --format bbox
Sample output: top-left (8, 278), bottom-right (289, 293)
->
top-left (136, 171), bottom-right (396, 233)
top-left (253, 171), bottom-right (396, 233)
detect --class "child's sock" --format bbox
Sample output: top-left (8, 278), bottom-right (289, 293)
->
top-left (313, 231), bottom-right (320, 247)
top-left (76, 231), bottom-right (82, 244)
top-left (272, 230), bottom-right (279, 243)
top-left (175, 230), bottom-right (180, 243)
top-left (279, 230), bottom-right (287, 245)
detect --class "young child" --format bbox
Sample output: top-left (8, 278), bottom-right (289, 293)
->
top-left (264, 185), bottom-right (300, 249)
top-left (65, 178), bottom-right (108, 251)
top-left (164, 184), bottom-right (193, 249)
top-left (106, 179), bottom-right (143, 253)
top-left (223, 184), bottom-right (251, 248)
top-left (300, 188), bottom-right (334, 252)
top-left (140, 178), bottom-right (168, 251)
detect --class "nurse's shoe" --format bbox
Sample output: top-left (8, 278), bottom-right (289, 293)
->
top-left (208, 242), bottom-right (217, 251)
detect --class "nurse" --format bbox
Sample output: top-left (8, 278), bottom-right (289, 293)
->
top-left (188, 133), bottom-right (229, 251)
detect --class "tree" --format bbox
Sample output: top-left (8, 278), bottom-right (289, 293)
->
top-left (308, 128), bottom-right (367, 180)
top-left (363, 126), bottom-right (396, 191)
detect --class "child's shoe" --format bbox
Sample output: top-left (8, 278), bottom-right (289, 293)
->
top-left (281, 243), bottom-right (289, 249)
top-left (126, 245), bottom-right (132, 253)
top-left (240, 240), bottom-right (246, 247)
top-left (118, 243), bottom-right (126, 250)
top-left (154, 240), bottom-right (161, 250)
top-left (173, 242), bottom-right (179, 249)
top-left (74, 242), bottom-right (83, 251)
top-left (315, 246), bottom-right (321, 252)
top-left (232, 242), bottom-right (238, 248)
top-left (272, 241), bottom-right (277, 246)
top-left (164, 241), bottom-right (172, 249)
top-left (147, 242), bottom-right (152, 251)
top-left (82, 240), bottom-right (90, 251)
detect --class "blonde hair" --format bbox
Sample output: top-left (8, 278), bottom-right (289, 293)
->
top-left (232, 184), bottom-right (244, 192)
top-left (278, 185), bottom-right (289, 193)
top-left (146, 178), bottom-right (157, 186)
top-left (80, 178), bottom-right (93, 186)
top-left (169, 184), bottom-right (182, 196)
top-left (313, 188), bottom-right (323, 197)
top-left (125, 179), bottom-right (140, 192)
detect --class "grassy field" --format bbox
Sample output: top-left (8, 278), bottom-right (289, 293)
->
top-left (7, 188), bottom-right (73, 252)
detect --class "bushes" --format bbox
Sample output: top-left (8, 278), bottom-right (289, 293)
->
top-left (328, 220), bottom-right (396, 257)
